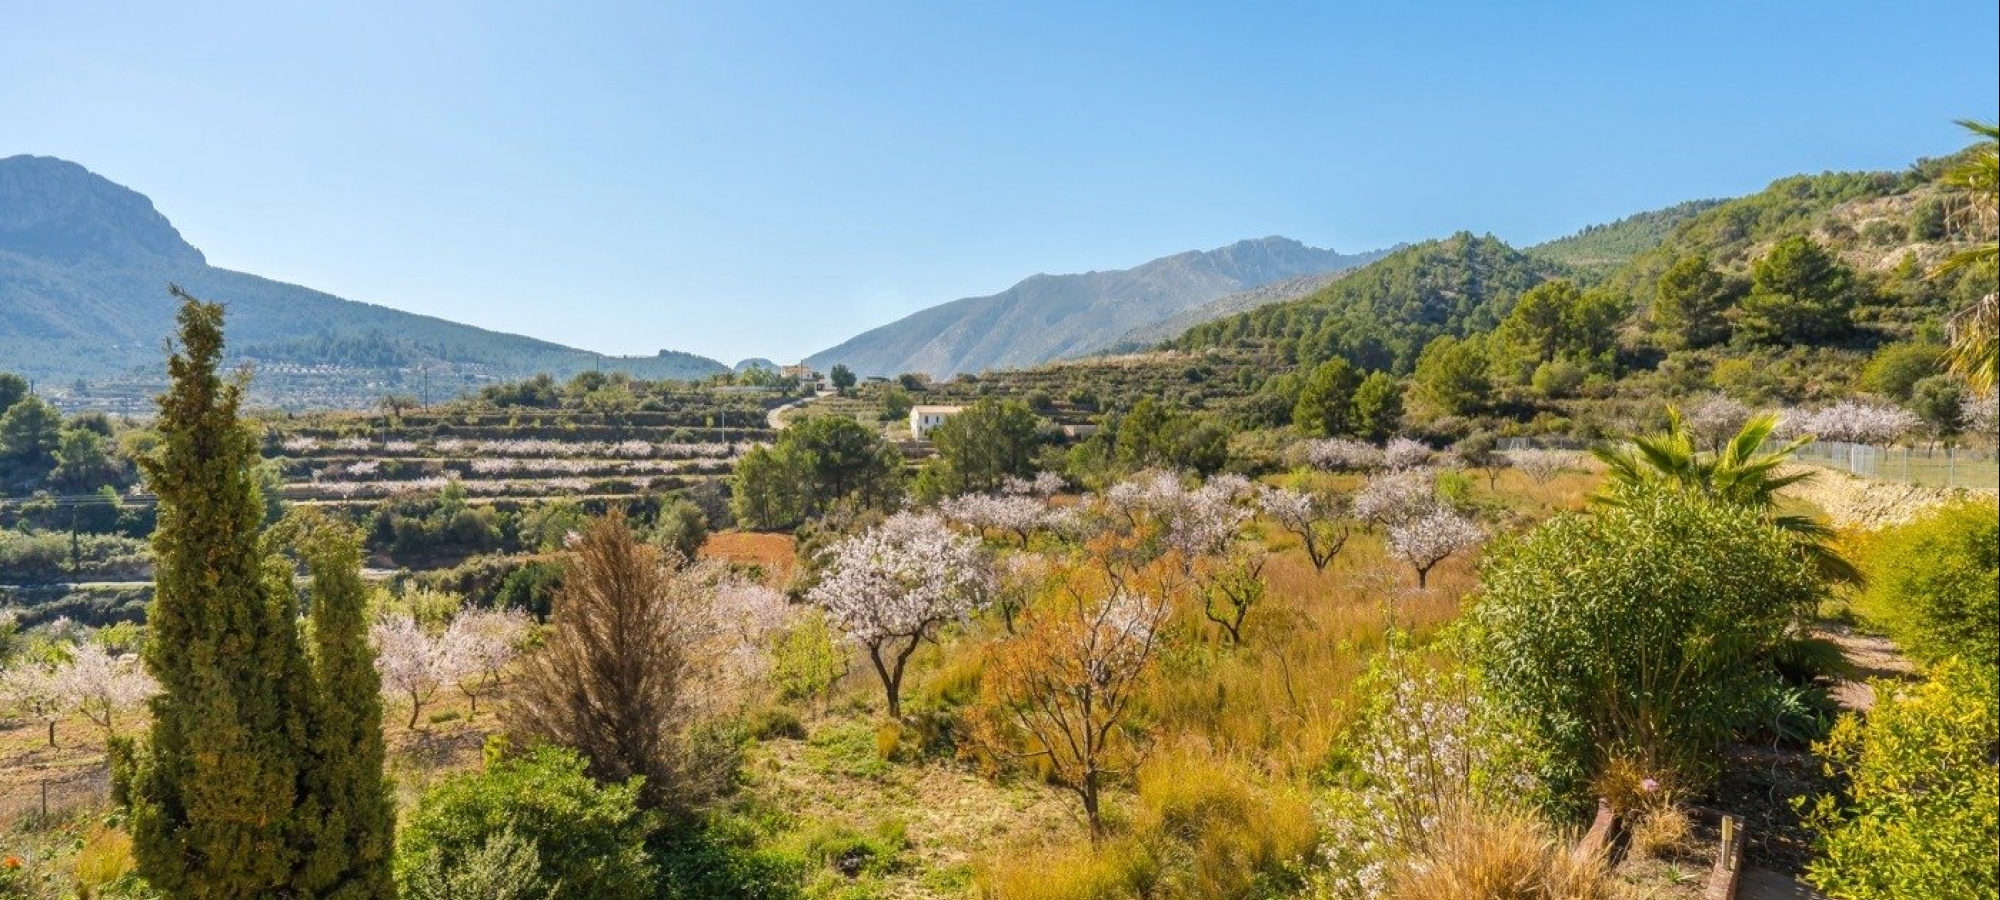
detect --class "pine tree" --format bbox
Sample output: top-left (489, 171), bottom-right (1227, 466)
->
top-left (288, 511), bottom-right (396, 899)
top-left (122, 288), bottom-right (317, 898)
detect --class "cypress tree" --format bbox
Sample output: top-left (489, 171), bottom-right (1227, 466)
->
top-left (123, 288), bottom-right (316, 898)
top-left (288, 511), bottom-right (396, 899)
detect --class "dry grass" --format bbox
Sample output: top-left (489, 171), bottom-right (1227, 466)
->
top-left (1626, 806), bottom-right (1697, 863)
top-left (1389, 809), bottom-right (1618, 900)
top-left (1145, 521), bottom-right (1475, 777)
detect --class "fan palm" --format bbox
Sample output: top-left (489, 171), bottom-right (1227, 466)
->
top-left (1593, 406), bottom-right (1859, 584)
top-left (1933, 120), bottom-right (1998, 393)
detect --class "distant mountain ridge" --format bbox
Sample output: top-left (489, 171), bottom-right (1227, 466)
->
top-left (0, 155), bottom-right (727, 407)
top-left (805, 237), bottom-right (1385, 378)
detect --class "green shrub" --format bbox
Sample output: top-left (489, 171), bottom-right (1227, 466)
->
top-left (395, 745), bottom-right (656, 900)
top-left (1803, 661), bottom-right (1998, 900)
top-left (772, 610), bottom-right (847, 705)
top-left (1471, 485), bottom-right (1820, 800)
top-left (1853, 500), bottom-right (1999, 671)
top-left (401, 827), bottom-right (557, 900)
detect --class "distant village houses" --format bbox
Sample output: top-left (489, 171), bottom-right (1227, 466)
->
top-left (909, 404), bottom-right (963, 439)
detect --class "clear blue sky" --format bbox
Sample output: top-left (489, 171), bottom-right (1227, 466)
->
top-left (6, 1), bottom-right (1995, 365)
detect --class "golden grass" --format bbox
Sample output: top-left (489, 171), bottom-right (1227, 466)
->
top-left (72, 820), bottom-right (137, 895)
top-left (1626, 806), bottom-right (1697, 863)
top-left (1388, 809), bottom-right (1618, 900)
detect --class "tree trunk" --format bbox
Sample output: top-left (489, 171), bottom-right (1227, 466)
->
top-left (868, 644), bottom-right (902, 720)
top-left (1082, 772), bottom-right (1104, 842)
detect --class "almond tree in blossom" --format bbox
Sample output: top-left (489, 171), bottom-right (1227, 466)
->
top-left (63, 642), bottom-right (160, 738)
top-left (0, 659), bottom-right (66, 746)
top-left (1295, 437), bottom-right (1383, 472)
top-left (937, 492), bottom-right (1053, 548)
top-left (1388, 509), bottom-right (1484, 589)
top-left (709, 577), bottom-right (794, 689)
top-left (1505, 449), bottom-right (1575, 487)
top-left (1353, 468), bottom-right (1441, 528)
top-left (1258, 484), bottom-right (1353, 572)
top-left (444, 608), bottom-right (531, 715)
top-left (1789, 400), bottom-right (1922, 446)
top-left (1001, 471), bottom-right (1068, 497)
top-left (1090, 471), bottom-right (1254, 589)
top-left (1964, 392), bottom-right (1999, 434)
top-left (370, 613), bottom-right (464, 729)
top-left (808, 512), bottom-right (992, 718)
top-left (1382, 437), bottom-right (1433, 470)
top-left (1683, 393), bottom-right (1754, 452)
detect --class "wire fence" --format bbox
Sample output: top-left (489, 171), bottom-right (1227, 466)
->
top-left (1495, 437), bottom-right (1999, 492)
top-left (0, 765), bottom-right (110, 829)
top-left (1792, 441), bottom-right (2000, 492)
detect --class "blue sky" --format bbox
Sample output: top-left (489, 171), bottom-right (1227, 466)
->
top-left (6, 1), bottom-right (1995, 365)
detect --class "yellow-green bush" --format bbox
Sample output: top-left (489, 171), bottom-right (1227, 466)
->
top-left (1803, 661), bottom-right (1998, 900)
top-left (1853, 500), bottom-right (1999, 671)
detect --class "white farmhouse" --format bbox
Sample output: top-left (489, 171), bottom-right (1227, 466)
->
top-left (909, 405), bottom-right (964, 439)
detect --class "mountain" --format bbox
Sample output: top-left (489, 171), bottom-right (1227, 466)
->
top-left (0, 155), bottom-right (727, 408)
top-left (1111, 266), bottom-right (1384, 350)
top-left (804, 237), bottom-right (1383, 378)
top-left (733, 358), bottom-right (781, 373)
top-left (1526, 199), bottom-right (1726, 277)
top-left (1172, 233), bottom-right (1562, 373)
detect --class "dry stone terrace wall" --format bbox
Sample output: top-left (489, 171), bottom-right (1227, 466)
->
top-left (260, 399), bottom-right (786, 502)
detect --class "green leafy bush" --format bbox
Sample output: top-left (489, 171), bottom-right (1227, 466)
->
top-left (1853, 500), bottom-right (1999, 671)
top-left (395, 745), bottom-right (656, 900)
top-left (1471, 485), bottom-right (1820, 800)
top-left (402, 827), bottom-right (557, 900)
top-left (1803, 661), bottom-right (1998, 900)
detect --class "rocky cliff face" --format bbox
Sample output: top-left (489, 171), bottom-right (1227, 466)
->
top-left (0, 155), bottom-right (205, 266)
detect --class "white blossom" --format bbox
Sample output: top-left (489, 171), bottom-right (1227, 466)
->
top-left (1787, 400), bottom-right (1922, 445)
top-left (1098, 471), bottom-right (1249, 559)
top-left (1963, 393), bottom-right (1998, 435)
top-left (810, 512), bottom-right (993, 650)
top-left (1296, 438), bottom-right (1383, 472)
top-left (807, 512), bottom-right (992, 717)
top-left (1682, 393), bottom-right (1753, 449)
top-left (0, 660), bottom-right (65, 744)
top-left (1382, 437), bottom-right (1432, 470)
top-left (1352, 468), bottom-right (1440, 527)
top-left (1503, 449), bottom-right (1575, 486)
top-left (938, 493), bottom-right (1055, 547)
top-left (60, 643), bottom-right (158, 736)
top-left (1001, 471), bottom-right (1069, 497)
top-left (442, 607), bottom-right (531, 714)
top-left (371, 613), bottom-right (469, 728)
top-left (1387, 509), bottom-right (1483, 588)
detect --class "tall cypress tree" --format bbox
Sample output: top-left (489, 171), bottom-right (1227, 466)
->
top-left (289, 512), bottom-right (396, 899)
top-left (124, 288), bottom-right (317, 898)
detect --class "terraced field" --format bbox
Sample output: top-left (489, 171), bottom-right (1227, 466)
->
top-left (261, 397), bottom-right (786, 504)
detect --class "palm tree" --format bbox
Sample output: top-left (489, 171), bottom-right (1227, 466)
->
top-left (1593, 406), bottom-right (1859, 585)
top-left (1933, 120), bottom-right (1997, 394)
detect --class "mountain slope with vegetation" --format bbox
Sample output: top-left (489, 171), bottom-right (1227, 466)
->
top-left (805, 237), bottom-right (1383, 378)
top-left (1526, 198), bottom-right (1726, 276)
top-left (1172, 233), bottom-right (1563, 373)
top-left (0, 155), bottom-right (727, 406)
